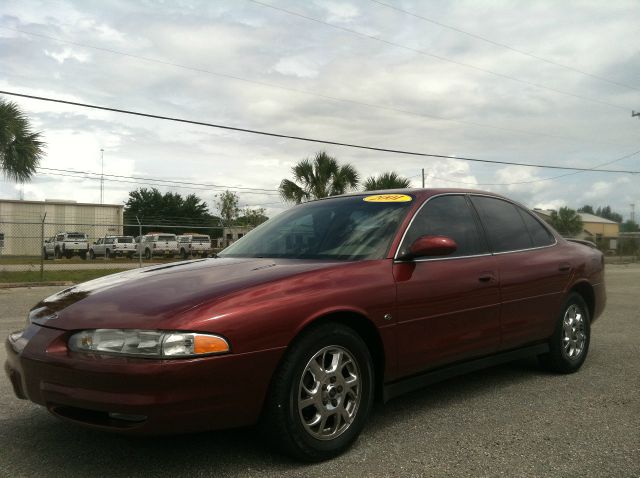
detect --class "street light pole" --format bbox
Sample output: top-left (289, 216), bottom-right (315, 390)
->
top-left (100, 148), bottom-right (104, 204)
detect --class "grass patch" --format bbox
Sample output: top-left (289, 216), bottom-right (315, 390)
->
top-left (0, 255), bottom-right (183, 265)
top-left (0, 269), bottom-right (128, 284)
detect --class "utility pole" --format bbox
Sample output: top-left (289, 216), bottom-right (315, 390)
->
top-left (631, 203), bottom-right (636, 223)
top-left (100, 148), bottom-right (104, 204)
top-left (421, 168), bottom-right (425, 188)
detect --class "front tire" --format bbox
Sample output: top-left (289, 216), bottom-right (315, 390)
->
top-left (539, 292), bottom-right (590, 373)
top-left (43, 248), bottom-right (49, 260)
top-left (263, 323), bottom-right (374, 461)
top-left (145, 248), bottom-right (151, 260)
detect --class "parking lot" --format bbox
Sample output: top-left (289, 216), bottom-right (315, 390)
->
top-left (0, 264), bottom-right (638, 477)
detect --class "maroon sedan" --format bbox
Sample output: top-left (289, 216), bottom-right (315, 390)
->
top-left (5, 189), bottom-right (605, 461)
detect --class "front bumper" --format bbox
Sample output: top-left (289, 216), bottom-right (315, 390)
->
top-left (5, 325), bottom-right (285, 434)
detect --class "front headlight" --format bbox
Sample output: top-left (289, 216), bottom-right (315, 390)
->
top-left (68, 329), bottom-right (230, 358)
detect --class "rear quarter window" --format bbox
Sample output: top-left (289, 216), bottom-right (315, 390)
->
top-left (518, 209), bottom-right (555, 247)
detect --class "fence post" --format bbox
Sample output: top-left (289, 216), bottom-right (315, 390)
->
top-left (40, 212), bottom-right (47, 281)
top-left (136, 216), bottom-right (142, 268)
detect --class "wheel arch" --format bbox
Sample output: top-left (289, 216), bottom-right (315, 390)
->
top-left (287, 310), bottom-right (386, 402)
top-left (569, 280), bottom-right (595, 320)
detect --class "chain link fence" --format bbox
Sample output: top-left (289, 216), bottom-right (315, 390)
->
top-left (0, 216), bottom-right (254, 283)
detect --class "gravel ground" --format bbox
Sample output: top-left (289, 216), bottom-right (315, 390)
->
top-left (0, 265), bottom-right (638, 478)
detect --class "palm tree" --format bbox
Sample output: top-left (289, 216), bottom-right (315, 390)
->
top-left (550, 207), bottom-right (583, 237)
top-left (363, 172), bottom-right (412, 191)
top-left (0, 99), bottom-right (45, 182)
top-left (279, 151), bottom-right (359, 203)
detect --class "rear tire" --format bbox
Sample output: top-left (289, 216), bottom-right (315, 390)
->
top-left (145, 248), bottom-right (151, 260)
top-left (262, 323), bottom-right (374, 462)
top-left (43, 248), bottom-right (49, 260)
top-left (180, 249), bottom-right (188, 260)
top-left (89, 250), bottom-right (95, 260)
top-left (539, 292), bottom-right (590, 374)
top-left (80, 252), bottom-right (87, 260)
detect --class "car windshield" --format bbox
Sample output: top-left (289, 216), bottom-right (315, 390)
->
top-left (116, 236), bottom-right (133, 243)
top-left (219, 195), bottom-right (413, 260)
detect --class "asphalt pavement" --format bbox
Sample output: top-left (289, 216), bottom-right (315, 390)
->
top-left (0, 265), bottom-right (638, 477)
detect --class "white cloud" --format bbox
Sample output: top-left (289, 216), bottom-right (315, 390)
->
top-left (0, 0), bottom-right (638, 221)
top-left (272, 55), bottom-right (320, 78)
top-left (44, 47), bottom-right (90, 64)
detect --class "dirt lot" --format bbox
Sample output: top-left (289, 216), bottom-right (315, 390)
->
top-left (0, 265), bottom-right (638, 477)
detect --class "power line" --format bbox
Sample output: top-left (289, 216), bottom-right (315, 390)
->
top-left (368, 0), bottom-right (640, 93)
top-left (36, 170), bottom-right (283, 196)
top-left (38, 167), bottom-right (280, 193)
top-left (3, 90), bottom-right (639, 174)
top-left (248, 0), bottom-right (628, 111)
top-left (422, 149), bottom-right (640, 186)
top-left (4, 26), bottom-right (623, 148)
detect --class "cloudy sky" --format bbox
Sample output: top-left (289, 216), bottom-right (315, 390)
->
top-left (1, 0), bottom-right (639, 220)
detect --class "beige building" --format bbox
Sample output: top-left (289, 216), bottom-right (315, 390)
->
top-left (0, 199), bottom-right (123, 256)
top-left (533, 209), bottom-right (619, 249)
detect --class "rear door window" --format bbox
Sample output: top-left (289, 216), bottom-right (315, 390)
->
top-left (470, 196), bottom-right (533, 252)
top-left (398, 195), bottom-right (487, 258)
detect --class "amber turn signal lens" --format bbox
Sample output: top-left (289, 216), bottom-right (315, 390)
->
top-left (194, 334), bottom-right (230, 354)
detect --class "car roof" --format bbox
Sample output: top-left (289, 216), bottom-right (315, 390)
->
top-left (317, 188), bottom-right (508, 202)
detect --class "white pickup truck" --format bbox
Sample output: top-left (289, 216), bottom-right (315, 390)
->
top-left (177, 234), bottom-right (212, 259)
top-left (43, 232), bottom-right (89, 259)
top-left (138, 233), bottom-right (178, 259)
top-left (89, 236), bottom-right (137, 259)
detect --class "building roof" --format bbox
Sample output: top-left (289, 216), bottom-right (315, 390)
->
top-left (532, 208), bottom-right (618, 224)
top-left (0, 198), bottom-right (123, 208)
top-left (577, 213), bottom-right (618, 224)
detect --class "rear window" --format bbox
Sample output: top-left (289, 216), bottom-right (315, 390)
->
top-left (192, 236), bottom-right (210, 242)
top-left (116, 236), bottom-right (134, 243)
top-left (66, 233), bottom-right (87, 240)
top-left (157, 235), bottom-right (176, 241)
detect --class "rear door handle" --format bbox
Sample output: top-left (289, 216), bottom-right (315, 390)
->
top-left (558, 263), bottom-right (571, 273)
top-left (478, 272), bottom-right (495, 283)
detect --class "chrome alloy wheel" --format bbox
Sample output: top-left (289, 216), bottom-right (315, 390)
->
top-left (298, 345), bottom-right (361, 441)
top-left (562, 304), bottom-right (586, 360)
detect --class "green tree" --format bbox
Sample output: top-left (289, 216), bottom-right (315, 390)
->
top-left (123, 188), bottom-right (215, 235)
top-left (0, 99), bottom-right (45, 182)
top-left (620, 220), bottom-right (640, 232)
top-left (237, 207), bottom-right (268, 227)
top-left (363, 172), bottom-right (412, 191)
top-left (550, 207), bottom-right (584, 237)
top-left (595, 205), bottom-right (623, 223)
top-left (577, 205), bottom-right (594, 214)
top-left (279, 151), bottom-right (359, 203)
top-left (215, 190), bottom-right (240, 225)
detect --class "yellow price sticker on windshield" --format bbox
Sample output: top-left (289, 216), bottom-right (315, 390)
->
top-left (363, 194), bottom-right (412, 203)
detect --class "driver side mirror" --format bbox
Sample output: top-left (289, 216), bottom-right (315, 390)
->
top-left (405, 235), bottom-right (457, 259)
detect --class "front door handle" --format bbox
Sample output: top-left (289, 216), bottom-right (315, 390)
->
top-left (478, 272), bottom-right (495, 283)
top-left (558, 263), bottom-right (571, 273)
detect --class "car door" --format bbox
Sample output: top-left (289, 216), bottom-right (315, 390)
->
top-left (393, 194), bottom-right (502, 376)
top-left (469, 195), bottom-right (570, 350)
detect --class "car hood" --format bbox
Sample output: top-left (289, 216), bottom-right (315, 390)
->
top-left (29, 257), bottom-right (342, 330)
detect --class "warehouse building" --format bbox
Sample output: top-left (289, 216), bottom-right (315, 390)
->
top-left (0, 199), bottom-right (124, 256)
